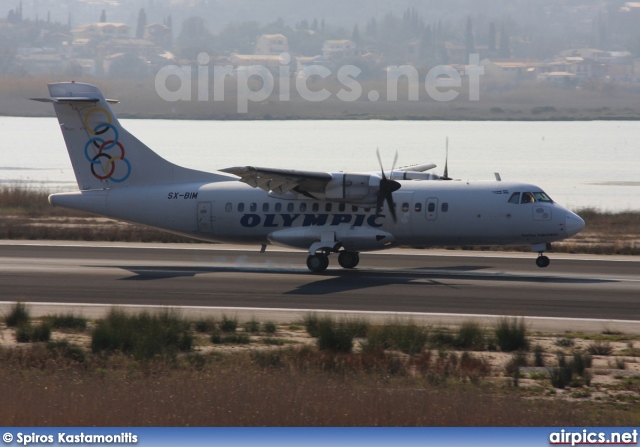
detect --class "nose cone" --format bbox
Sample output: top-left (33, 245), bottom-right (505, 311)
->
top-left (566, 212), bottom-right (585, 237)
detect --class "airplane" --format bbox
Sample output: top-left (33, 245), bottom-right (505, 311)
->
top-left (33, 81), bottom-right (585, 272)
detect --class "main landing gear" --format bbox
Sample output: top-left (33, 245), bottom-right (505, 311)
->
top-left (306, 250), bottom-right (360, 273)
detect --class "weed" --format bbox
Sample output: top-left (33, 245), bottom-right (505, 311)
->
top-left (587, 340), bottom-right (613, 356)
top-left (5, 302), bottom-right (29, 327)
top-left (455, 320), bottom-right (485, 350)
top-left (220, 315), bottom-right (238, 333)
top-left (505, 351), bottom-right (528, 376)
top-left (194, 318), bottom-right (216, 333)
top-left (571, 389), bottom-right (592, 399)
top-left (46, 340), bottom-right (85, 363)
top-left (494, 317), bottom-right (529, 352)
top-left (244, 319), bottom-right (260, 334)
top-left (549, 367), bottom-right (570, 389)
top-left (376, 323), bottom-right (429, 355)
top-left (611, 358), bottom-right (627, 370)
top-left (429, 329), bottom-right (457, 348)
top-left (303, 314), bottom-right (321, 337)
top-left (529, 372), bottom-right (548, 380)
top-left (534, 345), bottom-right (545, 367)
top-left (262, 338), bottom-right (284, 346)
top-left (91, 309), bottom-right (192, 360)
top-left (554, 337), bottom-right (575, 347)
top-left (220, 334), bottom-right (251, 345)
top-left (31, 322), bottom-right (51, 342)
top-left (572, 352), bottom-right (592, 376)
top-left (251, 350), bottom-right (285, 368)
top-left (263, 322), bottom-right (277, 334)
top-left (316, 319), bottom-right (354, 353)
top-left (15, 325), bottom-right (31, 343)
top-left (47, 314), bottom-right (87, 331)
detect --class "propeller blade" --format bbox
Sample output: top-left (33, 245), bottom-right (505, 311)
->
top-left (441, 137), bottom-right (452, 180)
top-left (386, 192), bottom-right (397, 222)
top-left (374, 149), bottom-right (402, 223)
top-left (376, 147), bottom-right (386, 180)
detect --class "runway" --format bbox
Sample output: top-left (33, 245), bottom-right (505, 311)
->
top-left (1, 241), bottom-right (639, 333)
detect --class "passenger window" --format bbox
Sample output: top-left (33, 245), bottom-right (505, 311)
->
top-left (250, 203), bottom-right (257, 212)
top-left (441, 203), bottom-right (449, 212)
top-left (325, 203), bottom-right (332, 212)
top-left (402, 203), bottom-right (409, 212)
top-left (428, 203), bottom-right (435, 212)
top-left (521, 192), bottom-right (535, 204)
top-left (533, 191), bottom-right (553, 203)
top-left (508, 193), bottom-right (520, 204)
top-left (262, 203), bottom-right (269, 212)
top-left (238, 203), bottom-right (245, 212)
top-left (312, 203), bottom-right (319, 212)
top-left (225, 203), bottom-right (232, 212)
top-left (275, 203), bottom-right (282, 212)
top-left (339, 203), bottom-right (346, 212)
top-left (300, 203), bottom-right (307, 212)
top-left (287, 203), bottom-right (294, 212)
top-left (415, 203), bottom-right (422, 212)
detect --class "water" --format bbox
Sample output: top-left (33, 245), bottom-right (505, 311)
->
top-left (1, 117), bottom-right (638, 211)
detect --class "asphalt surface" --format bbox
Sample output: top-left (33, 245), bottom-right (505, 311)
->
top-left (1, 242), bottom-right (639, 332)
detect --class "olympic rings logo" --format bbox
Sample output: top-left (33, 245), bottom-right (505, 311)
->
top-left (83, 107), bottom-right (132, 183)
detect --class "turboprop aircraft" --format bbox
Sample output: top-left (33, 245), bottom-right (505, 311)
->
top-left (34, 82), bottom-right (585, 272)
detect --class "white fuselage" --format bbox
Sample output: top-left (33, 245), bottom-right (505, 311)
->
top-left (51, 178), bottom-right (580, 252)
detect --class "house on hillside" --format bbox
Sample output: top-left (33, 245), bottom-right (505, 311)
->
top-left (322, 40), bottom-right (356, 60)
top-left (254, 34), bottom-right (289, 55)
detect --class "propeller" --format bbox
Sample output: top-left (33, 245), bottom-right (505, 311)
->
top-left (376, 148), bottom-right (402, 222)
top-left (441, 137), bottom-right (452, 181)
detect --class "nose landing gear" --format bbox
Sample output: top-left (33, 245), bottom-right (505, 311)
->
top-left (536, 253), bottom-right (550, 268)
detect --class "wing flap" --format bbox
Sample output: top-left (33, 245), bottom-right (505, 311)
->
top-left (220, 166), bottom-right (332, 196)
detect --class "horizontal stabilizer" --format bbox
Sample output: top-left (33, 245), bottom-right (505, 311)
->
top-left (30, 97), bottom-right (119, 104)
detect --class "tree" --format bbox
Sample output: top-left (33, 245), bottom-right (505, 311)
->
top-left (499, 24), bottom-right (510, 58)
top-left (108, 53), bottom-right (148, 79)
top-left (136, 8), bottom-right (147, 39)
top-left (465, 17), bottom-right (475, 54)
top-left (351, 24), bottom-right (360, 43)
top-left (100, 9), bottom-right (106, 23)
top-left (175, 16), bottom-right (215, 60)
top-left (488, 22), bottom-right (496, 52)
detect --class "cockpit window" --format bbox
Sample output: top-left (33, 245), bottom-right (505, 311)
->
top-left (521, 192), bottom-right (535, 204)
top-left (533, 191), bottom-right (553, 203)
top-left (508, 192), bottom-right (520, 204)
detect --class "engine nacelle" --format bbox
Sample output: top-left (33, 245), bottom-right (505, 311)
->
top-left (324, 173), bottom-right (380, 204)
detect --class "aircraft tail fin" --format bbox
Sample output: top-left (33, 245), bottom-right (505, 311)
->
top-left (36, 82), bottom-right (224, 190)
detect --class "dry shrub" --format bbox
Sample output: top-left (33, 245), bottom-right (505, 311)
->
top-left (1, 351), bottom-right (629, 426)
top-left (413, 351), bottom-right (491, 384)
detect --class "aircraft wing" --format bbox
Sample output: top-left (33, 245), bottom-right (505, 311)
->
top-left (220, 166), bottom-right (332, 196)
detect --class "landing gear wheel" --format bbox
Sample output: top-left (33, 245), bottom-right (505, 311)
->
top-left (536, 255), bottom-right (550, 268)
top-left (306, 253), bottom-right (329, 272)
top-left (338, 251), bottom-right (360, 269)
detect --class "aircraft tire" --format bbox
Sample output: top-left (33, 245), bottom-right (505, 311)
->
top-left (338, 251), bottom-right (360, 269)
top-left (307, 254), bottom-right (329, 272)
top-left (536, 255), bottom-right (550, 268)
